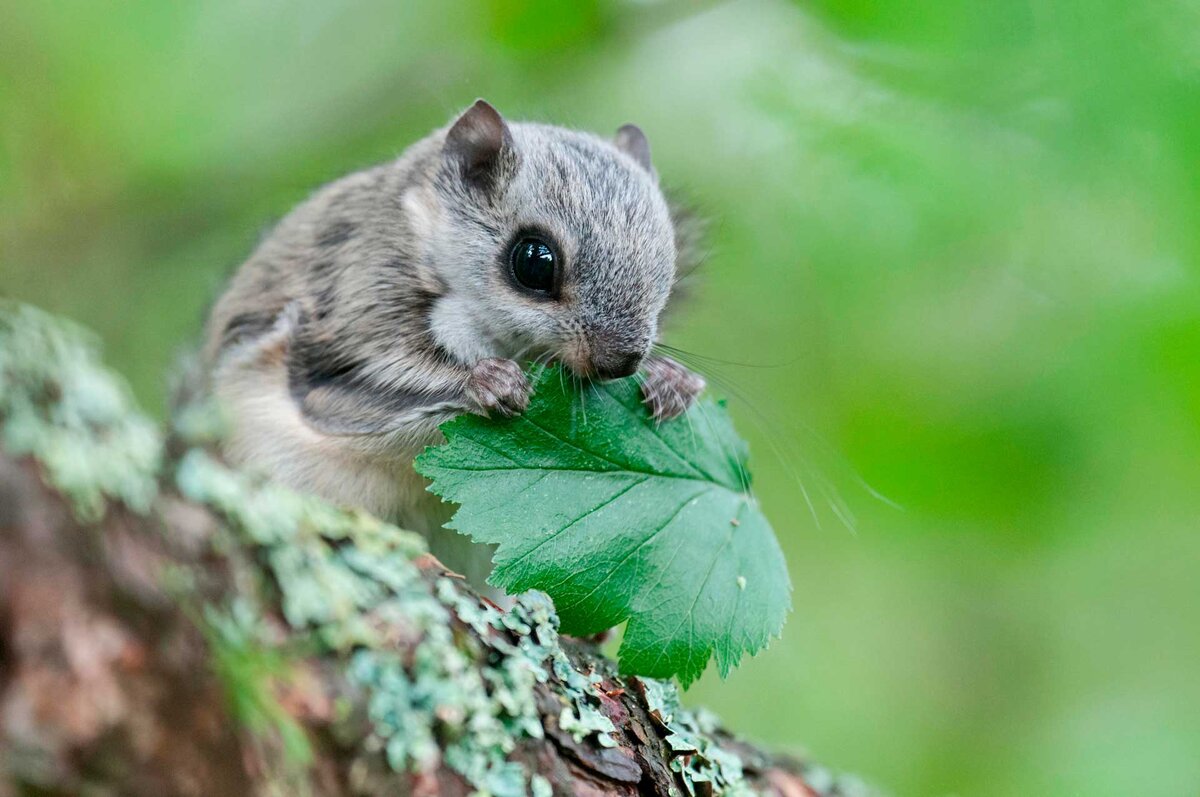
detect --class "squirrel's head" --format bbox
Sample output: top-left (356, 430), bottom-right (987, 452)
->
top-left (419, 100), bottom-right (676, 379)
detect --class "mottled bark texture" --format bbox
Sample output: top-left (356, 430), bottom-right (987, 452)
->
top-left (0, 303), bottom-right (873, 797)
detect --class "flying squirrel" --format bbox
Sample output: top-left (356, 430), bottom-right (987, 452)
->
top-left (201, 99), bottom-right (706, 578)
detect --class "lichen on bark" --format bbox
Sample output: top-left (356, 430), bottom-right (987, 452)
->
top-left (0, 301), bottom-right (160, 520)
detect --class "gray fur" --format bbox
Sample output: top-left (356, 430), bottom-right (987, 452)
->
top-left (202, 100), bottom-right (704, 539)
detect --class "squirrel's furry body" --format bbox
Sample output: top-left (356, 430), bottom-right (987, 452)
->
top-left (202, 101), bottom-right (704, 570)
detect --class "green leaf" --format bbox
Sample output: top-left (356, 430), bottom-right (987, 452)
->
top-left (414, 365), bottom-right (791, 687)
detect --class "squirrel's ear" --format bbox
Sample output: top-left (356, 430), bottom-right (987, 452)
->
top-left (614, 123), bottom-right (655, 177)
top-left (444, 99), bottom-right (513, 188)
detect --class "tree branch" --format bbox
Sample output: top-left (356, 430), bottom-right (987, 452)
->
top-left (0, 302), bottom-right (873, 797)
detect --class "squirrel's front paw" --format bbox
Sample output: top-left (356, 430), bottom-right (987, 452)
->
top-left (640, 355), bottom-right (705, 421)
top-left (466, 358), bottom-right (531, 418)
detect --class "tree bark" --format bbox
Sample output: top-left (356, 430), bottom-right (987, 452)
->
top-left (0, 303), bottom-right (873, 797)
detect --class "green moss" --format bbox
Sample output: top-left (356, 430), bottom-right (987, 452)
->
top-left (204, 600), bottom-right (315, 768)
top-left (0, 301), bottom-right (161, 520)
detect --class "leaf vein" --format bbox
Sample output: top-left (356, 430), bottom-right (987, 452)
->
top-left (592, 384), bottom-right (713, 480)
top-left (553, 485), bottom-right (707, 616)
top-left (497, 475), bottom-right (650, 576)
top-left (644, 524), bottom-right (734, 676)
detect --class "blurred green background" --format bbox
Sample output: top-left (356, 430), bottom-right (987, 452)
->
top-left (3, 0), bottom-right (1198, 794)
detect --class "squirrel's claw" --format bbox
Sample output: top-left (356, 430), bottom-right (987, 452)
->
top-left (640, 355), bottom-right (705, 422)
top-left (466, 358), bottom-right (531, 418)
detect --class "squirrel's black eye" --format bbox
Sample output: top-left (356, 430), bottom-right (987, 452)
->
top-left (509, 237), bottom-right (558, 294)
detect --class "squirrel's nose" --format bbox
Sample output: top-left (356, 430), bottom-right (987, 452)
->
top-left (592, 350), bottom-right (644, 380)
